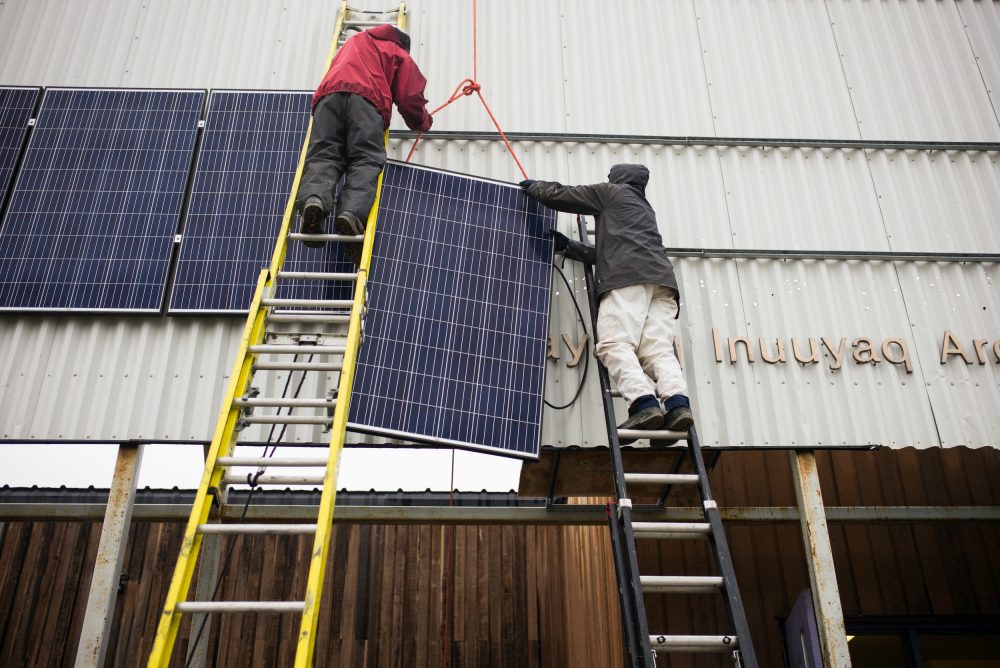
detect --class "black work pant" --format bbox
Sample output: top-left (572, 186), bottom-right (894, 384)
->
top-left (297, 92), bottom-right (386, 220)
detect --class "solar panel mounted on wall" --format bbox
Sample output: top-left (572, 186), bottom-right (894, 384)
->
top-left (349, 162), bottom-right (555, 459)
top-left (0, 88), bottom-right (204, 311)
top-left (170, 90), bottom-right (354, 313)
top-left (0, 87), bottom-right (39, 206)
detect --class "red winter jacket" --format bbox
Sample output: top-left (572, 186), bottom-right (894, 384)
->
top-left (313, 25), bottom-right (433, 132)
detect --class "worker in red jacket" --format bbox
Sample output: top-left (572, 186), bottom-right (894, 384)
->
top-left (297, 25), bottom-right (433, 259)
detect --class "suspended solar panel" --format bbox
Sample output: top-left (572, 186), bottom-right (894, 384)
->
top-left (0, 88), bottom-right (204, 311)
top-left (349, 162), bottom-right (555, 459)
top-left (170, 90), bottom-right (353, 313)
top-left (0, 87), bottom-right (39, 205)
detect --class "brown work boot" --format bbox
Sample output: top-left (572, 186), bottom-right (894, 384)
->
top-left (335, 211), bottom-right (365, 264)
top-left (300, 196), bottom-right (326, 248)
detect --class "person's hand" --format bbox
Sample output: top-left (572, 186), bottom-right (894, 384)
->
top-left (547, 229), bottom-right (570, 253)
top-left (519, 179), bottom-right (537, 190)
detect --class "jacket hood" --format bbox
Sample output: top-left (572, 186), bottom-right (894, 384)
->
top-left (367, 24), bottom-right (411, 52)
top-left (608, 164), bottom-right (649, 193)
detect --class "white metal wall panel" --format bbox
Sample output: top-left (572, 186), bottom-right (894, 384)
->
top-left (898, 262), bottom-right (1000, 447)
top-left (736, 259), bottom-right (938, 448)
top-left (868, 150), bottom-right (1000, 254)
top-left (559, 0), bottom-right (715, 136)
top-left (0, 0), bottom-right (141, 86)
top-left (404, 0), bottom-right (567, 134)
top-left (956, 0), bottom-right (1000, 124)
top-left (694, 0), bottom-right (860, 139)
top-left (826, 0), bottom-right (1000, 141)
top-left (120, 0), bottom-right (340, 90)
top-left (720, 146), bottom-right (888, 250)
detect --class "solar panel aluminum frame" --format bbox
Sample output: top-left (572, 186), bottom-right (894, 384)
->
top-left (0, 87), bottom-right (206, 313)
top-left (0, 86), bottom-right (41, 216)
top-left (347, 161), bottom-right (556, 460)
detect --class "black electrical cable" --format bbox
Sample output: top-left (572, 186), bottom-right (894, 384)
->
top-left (543, 259), bottom-right (590, 410)
top-left (184, 353), bottom-right (314, 667)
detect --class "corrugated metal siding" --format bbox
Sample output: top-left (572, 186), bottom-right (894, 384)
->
top-left (826, 0), bottom-right (1000, 141)
top-left (868, 149), bottom-right (1000, 254)
top-left (0, 1), bottom-right (997, 452)
top-left (695, 0), bottom-right (860, 138)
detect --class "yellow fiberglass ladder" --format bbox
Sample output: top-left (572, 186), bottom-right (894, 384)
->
top-left (148, 4), bottom-right (405, 666)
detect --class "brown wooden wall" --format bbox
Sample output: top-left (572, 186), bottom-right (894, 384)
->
top-left (1, 447), bottom-right (998, 667)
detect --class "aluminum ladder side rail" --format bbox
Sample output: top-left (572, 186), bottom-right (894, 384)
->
top-left (576, 216), bottom-right (653, 667)
top-left (687, 425), bottom-right (758, 667)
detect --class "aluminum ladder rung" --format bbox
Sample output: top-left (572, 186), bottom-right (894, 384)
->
top-left (343, 20), bottom-right (394, 28)
top-left (217, 456), bottom-right (330, 467)
top-left (640, 575), bottom-right (724, 594)
top-left (265, 312), bottom-right (351, 324)
top-left (277, 271), bottom-right (358, 281)
top-left (617, 428), bottom-right (689, 442)
top-left (176, 601), bottom-right (305, 614)
top-left (233, 398), bottom-right (335, 409)
top-left (287, 232), bottom-right (362, 243)
top-left (624, 473), bottom-right (700, 486)
top-left (222, 472), bottom-right (326, 486)
top-left (632, 521), bottom-right (711, 539)
top-left (253, 361), bottom-right (344, 372)
top-left (649, 634), bottom-right (739, 652)
top-left (239, 415), bottom-right (332, 426)
top-left (262, 298), bottom-right (353, 309)
top-left (197, 523), bottom-right (317, 535)
top-left (248, 344), bottom-right (346, 355)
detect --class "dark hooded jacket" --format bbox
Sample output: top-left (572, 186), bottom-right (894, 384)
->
top-left (525, 164), bottom-right (678, 299)
top-left (313, 24), bottom-right (433, 132)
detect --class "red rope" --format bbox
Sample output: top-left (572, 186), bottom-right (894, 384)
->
top-left (404, 0), bottom-right (528, 180)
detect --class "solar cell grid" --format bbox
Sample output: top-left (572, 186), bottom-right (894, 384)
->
top-left (0, 88), bottom-right (203, 311)
top-left (349, 162), bottom-right (554, 458)
top-left (170, 90), bottom-right (353, 313)
top-left (0, 87), bottom-right (39, 206)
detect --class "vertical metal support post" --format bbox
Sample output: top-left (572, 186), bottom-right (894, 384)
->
top-left (185, 443), bottom-right (224, 668)
top-left (788, 450), bottom-right (852, 668)
top-left (75, 442), bottom-right (144, 668)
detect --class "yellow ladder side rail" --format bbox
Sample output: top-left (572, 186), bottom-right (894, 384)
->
top-left (147, 269), bottom-right (270, 666)
top-left (148, 5), bottom-right (351, 665)
top-left (269, 0), bottom-right (348, 280)
top-left (295, 10), bottom-right (406, 664)
top-left (293, 139), bottom-right (388, 666)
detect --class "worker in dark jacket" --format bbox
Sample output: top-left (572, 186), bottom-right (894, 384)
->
top-left (297, 25), bottom-right (432, 259)
top-left (521, 164), bottom-right (693, 442)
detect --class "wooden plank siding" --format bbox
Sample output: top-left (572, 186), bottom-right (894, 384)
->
top-left (0, 447), bottom-right (998, 667)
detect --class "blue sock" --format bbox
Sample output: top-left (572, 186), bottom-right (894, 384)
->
top-left (629, 394), bottom-right (660, 416)
top-left (663, 394), bottom-right (690, 412)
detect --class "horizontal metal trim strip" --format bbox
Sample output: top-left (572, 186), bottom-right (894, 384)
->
top-left (1, 504), bottom-right (998, 523)
top-left (395, 130), bottom-right (1000, 152)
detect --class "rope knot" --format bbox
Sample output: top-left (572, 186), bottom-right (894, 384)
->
top-left (461, 80), bottom-right (481, 96)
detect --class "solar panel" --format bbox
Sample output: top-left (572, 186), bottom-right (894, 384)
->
top-left (170, 90), bottom-right (353, 313)
top-left (0, 87), bottom-right (39, 206)
top-left (349, 162), bottom-right (555, 459)
top-left (0, 88), bottom-right (204, 311)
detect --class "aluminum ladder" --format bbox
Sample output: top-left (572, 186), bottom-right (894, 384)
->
top-left (575, 217), bottom-right (758, 668)
top-left (147, 4), bottom-right (405, 666)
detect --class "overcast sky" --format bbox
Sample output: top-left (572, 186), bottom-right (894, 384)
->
top-left (0, 443), bottom-right (523, 492)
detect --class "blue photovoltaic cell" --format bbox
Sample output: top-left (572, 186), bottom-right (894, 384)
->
top-left (170, 90), bottom-right (353, 312)
top-left (349, 162), bottom-right (555, 459)
top-left (0, 87), bottom-right (39, 205)
top-left (0, 88), bottom-right (204, 311)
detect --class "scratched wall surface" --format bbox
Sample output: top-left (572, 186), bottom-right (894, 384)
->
top-left (0, 0), bottom-right (997, 449)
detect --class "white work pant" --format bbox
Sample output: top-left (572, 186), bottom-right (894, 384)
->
top-left (594, 283), bottom-right (688, 407)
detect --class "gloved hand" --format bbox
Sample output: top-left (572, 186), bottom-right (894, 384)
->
top-left (547, 229), bottom-right (570, 253)
top-left (519, 179), bottom-right (537, 190)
